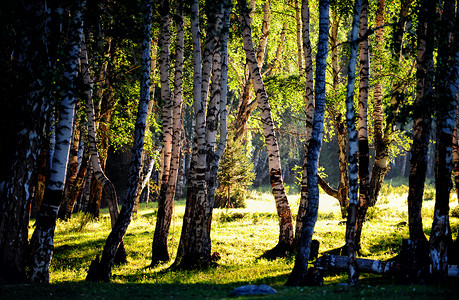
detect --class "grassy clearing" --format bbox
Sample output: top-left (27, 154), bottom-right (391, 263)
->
top-left (1, 185), bottom-right (458, 299)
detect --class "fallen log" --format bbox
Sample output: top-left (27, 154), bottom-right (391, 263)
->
top-left (314, 254), bottom-right (459, 277)
top-left (314, 254), bottom-right (400, 275)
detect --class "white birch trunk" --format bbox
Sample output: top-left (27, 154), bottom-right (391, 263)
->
top-left (159, 0), bottom-right (173, 189)
top-left (344, 0), bottom-right (362, 287)
top-left (238, 0), bottom-right (294, 253)
top-left (29, 0), bottom-right (85, 283)
top-left (431, 0), bottom-right (459, 280)
top-left (295, 0), bottom-right (315, 245)
top-left (287, 0), bottom-right (329, 286)
top-left (152, 0), bottom-right (184, 264)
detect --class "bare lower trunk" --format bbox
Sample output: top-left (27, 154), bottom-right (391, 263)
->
top-left (81, 32), bottom-right (127, 264)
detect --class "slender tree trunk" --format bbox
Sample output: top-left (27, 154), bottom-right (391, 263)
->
top-left (355, 0), bottom-right (370, 251)
top-left (407, 0), bottom-right (434, 244)
top-left (343, 0), bottom-right (362, 286)
top-left (58, 116), bottom-right (82, 220)
top-left (232, 0), bottom-right (270, 142)
top-left (369, 0), bottom-right (411, 206)
top-left (454, 106), bottom-right (459, 204)
top-left (158, 0), bottom-right (173, 194)
top-left (287, 0), bottom-right (329, 286)
top-left (86, 0), bottom-right (153, 282)
top-left (152, 0), bottom-right (183, 265)
top-left (294, 0), bottom-right (302, 73)
top-left (431, 0), bottom-right (458, 282)
top-left (81, 37), bottom-right (118, 228)
top-left (239, 0), bottom-right (294, 256)
top-left (133, 35), bottom-right (158, 215)
top-left (29, 0), bottom-right (85, 283)
top-left (205, 0), bottom-right (231, 244)
top-left (295, 0), bottom-right (316, 246)
top-left (315, 9), bottom-right (349, 220)
top-left (175, 0), bottom-right (207, 268)
top-left (63, 146), bottom-right (90, 220)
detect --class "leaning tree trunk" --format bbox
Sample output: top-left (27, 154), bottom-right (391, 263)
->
top-left (58, 114), bottom-right (81, 220)
top-left (29, 0), bottom-right (85, 283)
top-left (86, 0), bottom-right (153, 282)
top-left (407, 0), bottom-right (434, 244)
top-left (232, 0), bottom-right (270, 142)
top-left (294, 0), bottom-right (316, 247)
top-left (431, 0), bottom-right (458, 282)
top-left (315, 10), bottom-right (349, 220)
top-left (355, 0), bottom-right (370, 251)
top-left (286, 0), bottom-right (329, 286)
top-left (81, 35), bottom-right (127, 264)
top-left (133, 35), bottom-right (158, 215)
top-left (239, 0), bottom-right (294, 256)
top-left (344, 0), bottom-right (362, 286)
top-left (152, 0), bottom-right (183, 265)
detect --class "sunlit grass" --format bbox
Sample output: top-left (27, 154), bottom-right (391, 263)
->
top-left (16, 185), bottom-right (458, 298)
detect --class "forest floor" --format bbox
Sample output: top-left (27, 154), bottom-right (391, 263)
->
top-left (1, 184), bottom-right (458, 299)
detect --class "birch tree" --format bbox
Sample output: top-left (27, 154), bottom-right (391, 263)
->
top-left (343, 0), bottom-right (362, 286)
top-left (430, 0), bottom-right (459, 281)
top-left (369, 0), bottom-right (412, 206)
top-left (238, 0), bottom-right (294, 255)
top-left (86, 0), bottom-right (153, 281)
top-left (81, 35), bottom-right (127, 263)
top-left (0, 1), bottom-right (56, 283)
top-left (174, 0), bottom-right (231, 268)
top-left (355, 0), bottom-right (369, 251)
top-left (29, 0), bottom-right (85, 283)
top-left (294, 0), bottom-right (317, 245)
top-left (407, 0), bottom-right (435, 244)
top-left (152, 0), bottom-right (184, 265)
top-left (286, 0), bottom-right (329, 286)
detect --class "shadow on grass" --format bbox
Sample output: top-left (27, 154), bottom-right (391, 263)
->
top-left (2, 277), bottom-right (459, 300)
top-left (52, 238), bottom-right (107, 270)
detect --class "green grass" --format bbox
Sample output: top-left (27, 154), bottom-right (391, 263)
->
top-left (1, 187), bottom-right (458, 299)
